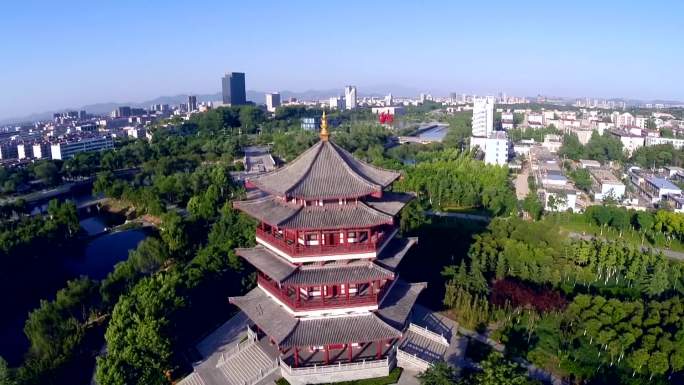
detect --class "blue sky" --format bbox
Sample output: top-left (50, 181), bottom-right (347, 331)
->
top-left (1, 0), bottom-right (683, 119)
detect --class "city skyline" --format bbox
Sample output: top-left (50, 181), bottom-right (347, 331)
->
top-left (1, 0), bottom-right (684, 120)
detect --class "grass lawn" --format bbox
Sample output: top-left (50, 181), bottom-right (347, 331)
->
top-left (275, 367), bottom-right (403, 385)
top-left (552, 214), bottom-right (684, 253)
top-left (442, 206), bottom-right (492, 217)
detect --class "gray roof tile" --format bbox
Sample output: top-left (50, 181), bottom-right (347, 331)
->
top-left (283, 262), bottom-right (394, 286)
top-left (375, 237), bottom-right (418, 271)
top-left (281, 314), bottom-right (401, 348)
top-left (248, 140), bottom-right (400, 199)
top-left (229, 287), bottom-right (298, 343)
top-left (377, 280), bottom-right (427, 330)
top-left (236, 246), bottom-right (297, 282)
top-left (365, 192), bottom-right (415, 216)
top-left (233, 195), bottom-right (394, 230)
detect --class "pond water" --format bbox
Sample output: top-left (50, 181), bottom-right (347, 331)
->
top-left (0, 218), bottom-right (148, 365)
top-left (416, 125), bottom-right (448, 142)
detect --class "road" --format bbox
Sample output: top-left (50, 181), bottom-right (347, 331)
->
top-left (515, 166), bottom-right (530, 200)
top-left (568, 232), bottom-right (684, 261)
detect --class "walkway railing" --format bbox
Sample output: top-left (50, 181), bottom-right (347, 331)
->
top-left (258, 275), bottom-right (379, 310)
top-left (408, 323), bottom-right (449, 346)
top-left (243, 358), bottom-right (279, 385)
top-left (280, 355), bottom-right (391, 375)
top-left (397, 349), bottom-right (432, 371)
top-left (256, 227), bottom-right (383, 257)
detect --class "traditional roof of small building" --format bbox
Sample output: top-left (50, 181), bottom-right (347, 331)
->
top-left (376, 280), bottom-right (427, 330)
top-left (365, 192), bottom-right (415, 216)
top-left (247, 140), bottom-right (400, 200)
top-left (281, 314), bottom-right (401, 348)
top-left (233, 194), bottom-right (394, 230)
top-left (235, 246), bottom-right (395, 285)
top-left (229, 287), bottom-right (298, 343)
top-left (283, 262), bottom-right (394, 286)
top-left (374, 237), bottom-right (418, 271)
top-left (235, 246), bottom-right (297, 282)
top-left (230, 287), bottom-right (402, 347)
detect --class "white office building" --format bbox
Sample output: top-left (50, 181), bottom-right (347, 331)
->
top-left (645, 136), bottom-right (684, 149)
top-left (265, 92), bottom-right (281, 113)
top-left (470, 131), bottom-right (511, 166)
top-left (344, 86), bottom-right (357, 110)
top-left (471, 96), bottom-right (495, 137)
top-left (50, 136), bottom-right (114, 160)
top-left (329, 97), bottom-right (345, 110)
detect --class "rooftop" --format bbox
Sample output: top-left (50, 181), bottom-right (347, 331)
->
top-left (229, 284), bottom-right (425, 348)
top-left (233, 194), bottom-right (395, 229)
top-left (247, 140), bottom-right (400, 200)
top-left (646, 176), bottom-right (681, 191)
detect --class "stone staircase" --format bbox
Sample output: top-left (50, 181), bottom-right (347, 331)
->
top-left (397, 324), bottom-right (450, 371)
top-left (217, 342), bottom-right (279, 385)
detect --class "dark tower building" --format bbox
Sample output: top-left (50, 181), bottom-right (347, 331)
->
top-left (222, 72), bottom-right (247, 106)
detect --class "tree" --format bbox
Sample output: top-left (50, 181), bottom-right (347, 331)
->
top-left (33, 161), bottom-right (61, 185)
top-left (568, 168), bottom-right (592, 191)
top-left (417, 362), bottom-right (457, 385)
top-left (459, 353), bottom-right (540, 385)
top-left (522, 192), bottom-right (543, 220)
top-left (160, 212), bottom-right (188, 257)
top-left (0, 357), bottom-right (15, 385)
top-left (559, 133), bottom-right (584, 160)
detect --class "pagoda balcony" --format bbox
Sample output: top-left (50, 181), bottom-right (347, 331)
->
top-left (255, 226), bottom-right (392, 258)
top-left (257, 274), bottom-right (392, 311)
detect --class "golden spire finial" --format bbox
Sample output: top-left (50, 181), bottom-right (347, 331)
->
top-left (320, 111), bottom-right (329, 141)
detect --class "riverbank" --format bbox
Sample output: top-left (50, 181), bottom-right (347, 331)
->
top-left (0, 218), bottom-right (151, 365)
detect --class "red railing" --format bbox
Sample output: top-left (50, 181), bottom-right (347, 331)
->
top-left (258, 276), bottom-right (379, 310)
top-left (256, 228), bottom-right (388, 257)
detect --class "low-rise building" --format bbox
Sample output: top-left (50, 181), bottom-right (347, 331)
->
top-left (541, 134), bottom-right (562, 153)
top-left (370, 106), bottom-right (405, 116)
top-left (643, 176), bottom-right (682, 204)
top-left (301, 117), bottom-right (321, 131)
top-left (579, 159), bottom-right (601, 169)
top-left (610, 130), bottom-right (644, 155)
top-left (541, 188), bottom-right (578, 212)
top-left (588, 168), bottom-right (625, 201)
top-left (645, 136), bottom-right (684, 149)
top-left (50, 135), bottom-right (114, 160)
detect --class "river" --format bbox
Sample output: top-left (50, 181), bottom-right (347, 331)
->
top-left (415, 124), bottom-right (448, 142)
top-left (0, 216), bottom-right (149, 365)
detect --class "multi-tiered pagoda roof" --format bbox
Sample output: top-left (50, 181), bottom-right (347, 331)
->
top-left (228, 113), bottom-right (425, 372)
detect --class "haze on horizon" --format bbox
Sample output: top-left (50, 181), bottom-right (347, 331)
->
top-left (1, 0), bottom-right (683, 120)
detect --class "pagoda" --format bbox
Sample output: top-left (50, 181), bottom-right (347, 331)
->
top-left (229, 112), bottom-right (426, 384)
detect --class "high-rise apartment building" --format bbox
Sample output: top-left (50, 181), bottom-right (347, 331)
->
top-left (222, 72), bottom-right (247, 106)
top-left (471, 96), bottom-right (495, 137)
top-left (344, 85), bottom-right (357, 110)
top-left (188, 95), bottom-right (198, 112)
top-left (265, 92), bottom-right (281, 113)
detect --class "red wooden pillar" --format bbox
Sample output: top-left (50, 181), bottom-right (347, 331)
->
top-left (322, 285), bottom-right (326, 304)
top-left (369, 281), bottom-right (374, 296)
top-left (348, 343), bottom-right (353, 362)
top-left (324, 345), bottom-right (330, 364)
top-left (376, 340), bottom-right (381, 359)
top-left (294, 346), bottom-right (299, 367)
top-left (346, 282), bottom-right (350, 301)
top-left (296, 286), bottom-right (301, 305)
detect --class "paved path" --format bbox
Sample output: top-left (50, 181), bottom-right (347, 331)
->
top-left (568, 232), bottom-right (684, 262)
top-left (192, 312), bottom-right (250, 385)
top-left (515, 166), bottom-right (530, 200)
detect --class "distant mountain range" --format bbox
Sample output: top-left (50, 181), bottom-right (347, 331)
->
top-left (0, 84), bottom-right (422, 126)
